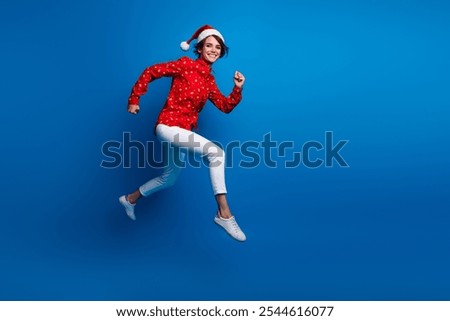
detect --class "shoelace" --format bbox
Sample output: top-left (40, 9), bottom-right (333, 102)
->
top-left (231, 219), bottom-right (240, 232)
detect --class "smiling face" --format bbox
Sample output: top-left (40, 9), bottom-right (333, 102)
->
top-left (198, 36), bottom-right (222, 64)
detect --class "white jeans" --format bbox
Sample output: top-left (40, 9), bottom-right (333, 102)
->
top-left (139, 124), bottom-right (227, 196)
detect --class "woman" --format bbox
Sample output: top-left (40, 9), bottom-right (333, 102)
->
top-left (119, 25), bottom-right (247, 241)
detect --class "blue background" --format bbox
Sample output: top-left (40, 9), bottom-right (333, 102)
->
top-left (1, 0), bottom-right (449, 300)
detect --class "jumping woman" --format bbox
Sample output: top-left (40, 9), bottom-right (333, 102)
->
top-left (119, 25), bottom-right (246, 242)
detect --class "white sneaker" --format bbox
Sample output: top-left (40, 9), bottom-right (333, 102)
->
top-left (119, 195), bottom-right (136, 221)
top-left (214, 213), bottom-right (246, 242)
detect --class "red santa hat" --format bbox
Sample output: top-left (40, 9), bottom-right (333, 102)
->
top-left (180, 25), bottom-right (225, 51)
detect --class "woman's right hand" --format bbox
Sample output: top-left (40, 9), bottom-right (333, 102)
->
top-left (127, 104), bottom-right (140, 114)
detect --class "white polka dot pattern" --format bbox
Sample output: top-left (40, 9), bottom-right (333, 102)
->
top-left (128, 57), bottom-right (242, 130)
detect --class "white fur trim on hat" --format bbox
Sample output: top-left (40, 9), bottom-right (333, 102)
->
top-left (197, 29), bottom-right (225, 44)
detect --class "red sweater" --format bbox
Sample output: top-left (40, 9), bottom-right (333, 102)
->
top-left (128, 56), bottom-right (242, 130)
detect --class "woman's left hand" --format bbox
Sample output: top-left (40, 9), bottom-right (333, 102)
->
top-left (233, 70), bottom-right (245, 88)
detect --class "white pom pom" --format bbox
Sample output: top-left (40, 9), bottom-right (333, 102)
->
top-left (180, 41), bottom-right (190, 51)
